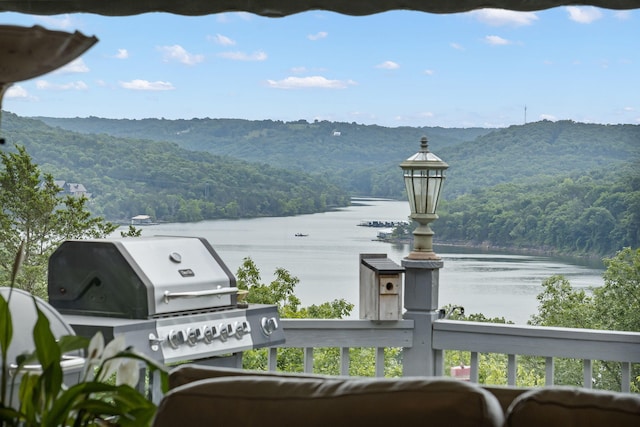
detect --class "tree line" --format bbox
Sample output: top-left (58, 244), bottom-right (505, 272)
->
top-left (435, 164), bottom-right (639, 257)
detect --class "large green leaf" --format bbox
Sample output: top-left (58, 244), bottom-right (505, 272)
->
top-left (31, 303), bottom-right (63, 410)
top-left (0, 293), bottom-right (12, 406)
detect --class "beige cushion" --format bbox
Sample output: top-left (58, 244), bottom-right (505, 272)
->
top-left (483, 385), bottom-right (530, 413)
top-left (168, 364), bottom-right (326, 389)
top-left (154, 374), bottom-right (504, 427)
top-left (505, 387), bottom-right (640, 427)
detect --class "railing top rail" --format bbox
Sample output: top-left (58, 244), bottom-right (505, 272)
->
top-left (434, 320), bottom-right (640, 343)
top-left (433, 320), bottom-right (640, 362)
top-left (281, 319), bottom-right (413, 329)
top-left (280, 319), bottom-right (414, 348)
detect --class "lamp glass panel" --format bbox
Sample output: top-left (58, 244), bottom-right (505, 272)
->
top-left (403, 169), bottom-right (418, 214)
top-left (427, 173), bottom-right (443, 214)
top-left (404, 168), bottom-right (444, 215)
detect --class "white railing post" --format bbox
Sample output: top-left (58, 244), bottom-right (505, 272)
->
top-left (401, 259), bottom-right (443, 376)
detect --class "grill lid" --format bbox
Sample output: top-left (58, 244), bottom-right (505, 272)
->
top-left (48, 236), bottom-right (238, 319)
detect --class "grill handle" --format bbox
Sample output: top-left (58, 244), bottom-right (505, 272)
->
top-left (10, 355), bottom-right (85, 375)
top-left (163, 286), bottom-right (238, 304)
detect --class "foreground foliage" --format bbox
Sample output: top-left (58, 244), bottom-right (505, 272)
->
top-left (0, 248), bottom-right (169, 426)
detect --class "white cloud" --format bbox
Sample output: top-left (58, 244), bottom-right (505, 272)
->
top-left (539, 114), bottom-right (557, 121)
top-left (623, 106), bottom-right (635, 112)
top-left (485, 35), bottom-right (510, 45)
top-left (35, 80), bottom-right (89, 91)
top-left (36, 14), bottom-right (75, 29)
top-left (614, 10), bottom-right (631, 20)
top-left (566, 6), bottom-right (603, 24)
top-left (119, 80), bottom-right (175, 91)
top-left (209, 34), bottom-right (236, 46)
top-left (5, 85), bottom-right (29, 99)
top-left (56, 58), bottom-right (90, 74)
top-left (158, 45), bottom-right (204, 65)
top-left (114, 49), bottom-right (129, 59)
top-left (308, 31), bottom-right (328, 41)
top-left (266, 76), bottom-right (356, 89)
top-left (218, 51), bottom-right (267, 61)
top-left (470, 9), bottom-right (538, 26)
top-left (216, 12), bottom-right (253, 23)
top-left (424, 69), bottom-right (435, 76)
top-left (450, 42), bottom-right (464, 51)
top-left (375, 61), bottom-right (399, 70)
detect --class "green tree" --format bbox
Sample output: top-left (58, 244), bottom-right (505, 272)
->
top-left (527, 247), bottom-right (640, 390)
top-left (528, 275), bottom-right (596, 328)
top-left (594, 247), bottom-right (640, 332)
top-left (0, 145), bottom-right (117, 298)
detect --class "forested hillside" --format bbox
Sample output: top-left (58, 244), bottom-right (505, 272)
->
top-left (1, 113), bottom-right (350, 222)
top-left (36, 116), bottom-right (489, 198)
top-left (436, 164), bottom-right (639, 257)
top-left (37, 116), bottom-right (639, 201)
top-left (4, 113), bottom-right (639, 257)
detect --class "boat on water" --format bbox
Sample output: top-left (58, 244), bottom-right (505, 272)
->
top-left (295, 233), bottom-right (309, 237)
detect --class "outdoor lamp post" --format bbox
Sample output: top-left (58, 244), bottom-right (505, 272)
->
top-left (400, 136), bottom-right (449, 260)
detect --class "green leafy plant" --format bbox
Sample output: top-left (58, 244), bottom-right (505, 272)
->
top-left (0, 243), bottom-right (169, 426)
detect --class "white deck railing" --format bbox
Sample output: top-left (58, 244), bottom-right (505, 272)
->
top-left (263, 318), bottom-right (640, 392)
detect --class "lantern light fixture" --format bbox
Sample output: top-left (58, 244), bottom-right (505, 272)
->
top-left (400, 136), bottom-right (449, 260)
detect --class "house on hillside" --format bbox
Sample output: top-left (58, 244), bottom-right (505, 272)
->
top-left (51, 180), bottom-right (92, 198)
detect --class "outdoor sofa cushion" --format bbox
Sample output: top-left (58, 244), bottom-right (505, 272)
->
top-left (154, 367), bottom-right (504, 427)
top-left (505, 386), bottom-right (640, 427)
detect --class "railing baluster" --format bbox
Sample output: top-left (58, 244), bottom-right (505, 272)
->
top-left (375, 347), bottom-right (385, 377)
top-left (507, 354), bottom-right (517, 386)
top-left (545, 357), bottom-right (554, 386)
top-left (434, 349), bottom-right (444, 376)
top-left (583, 359), bottom-right (593, 389)
top-left (268, 347), bottom-right (278, 371)
top-left (621, 362), bottom-right (631, 393)
top-left (340, 347), bottom-right (350, 376)
top-left (304, 347), bottom-right (313, 373)
top-left (470, 352), bottom-right (479, 383)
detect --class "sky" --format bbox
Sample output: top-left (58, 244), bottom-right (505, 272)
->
top-left (2, 7), bottom-right (639, 128)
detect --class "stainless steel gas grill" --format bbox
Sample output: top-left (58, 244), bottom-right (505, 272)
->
top-left (47, 236), bottom-right (285, 366)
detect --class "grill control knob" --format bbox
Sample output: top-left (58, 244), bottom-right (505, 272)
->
top-left (168, 329), bottom-right (184, 349)
top-left (219, 323), bottom-right (229, 342)
top-left (234, 321), bottom-right (245, 338)
top-left (186, 328), bottom-right (198, 346)
top-left (260, 316), bottom-right (279, 336)
top-left (203, 326), bottom-right (214, 344)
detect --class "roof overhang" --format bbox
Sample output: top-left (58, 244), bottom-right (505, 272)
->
top-left (0, 1), bottom-right (638, 17)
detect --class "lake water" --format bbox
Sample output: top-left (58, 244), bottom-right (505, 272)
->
top-left (118, 198), bottom-right (605, 324)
